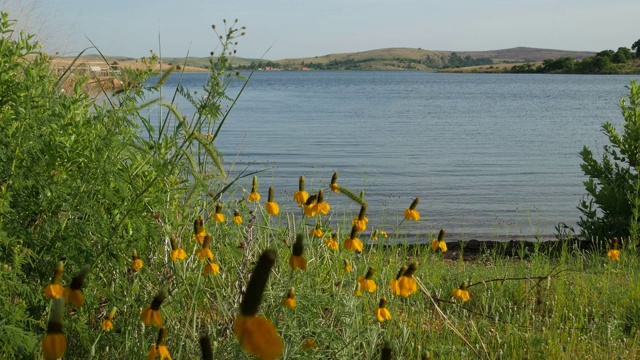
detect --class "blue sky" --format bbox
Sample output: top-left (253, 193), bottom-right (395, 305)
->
top-left (3, 0), bottom-right (639, 60)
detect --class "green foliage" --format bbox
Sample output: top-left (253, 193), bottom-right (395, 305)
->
top-left (541, 57), bottom-right (575, 73)
top-left (511, 43), bottom-right (640, 74)
top-left (632, 39), bottom-right (640, 58)
top-left (444, 52), bottom-right (493, 68)
top-left (613, 47), bottom-right (633, 64)
top-left (0, 11), bottom-right (246, 356)
top-left (578, 80), bottom-right (640, 243)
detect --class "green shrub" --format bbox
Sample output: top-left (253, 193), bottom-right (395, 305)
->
top-left (578, 80), bottom-right (640, 244)
top-left (0, 11), bottom-right (245, 356)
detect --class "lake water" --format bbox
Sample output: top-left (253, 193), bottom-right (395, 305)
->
top-left (151, 71), bottom-right (640, 242)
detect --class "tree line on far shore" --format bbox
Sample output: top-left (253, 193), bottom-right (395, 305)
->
top-left (510, 40), bottom-right (640, 74)
top-left (233, 52), bottom-right (493, 71)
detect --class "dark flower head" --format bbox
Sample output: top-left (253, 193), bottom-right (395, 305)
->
top-left (240, 249), bottom-right (277, 316)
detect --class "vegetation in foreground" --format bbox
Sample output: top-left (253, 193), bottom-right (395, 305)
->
top-left (2, 11), bottom-right (640, 359)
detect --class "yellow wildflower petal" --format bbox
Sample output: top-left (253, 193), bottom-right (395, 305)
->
top-left (234, 315), bottom-right (284, 360)
top-left (63, 288), bottom-right (84, 308)
top-left (374, 307), bottom-right (392, 322)
top-left (293, 190), bottom-right (309, 204)
top-left (42, 333), bottom-right (66, 360)
top-left (265, 201), bottom-right (280, 215)
top-left (131, 258), bottom-right (144, 272)
top-left (204, 262), bottom-right (221, 275)
top-left (248, 191), bottom-right (261, 202)
top-left (44, 284), bottom-right (64, 299)
top-left (170, 248), bottom-right (187, 262)
top-left (289, 255), bottom-right (307, 270)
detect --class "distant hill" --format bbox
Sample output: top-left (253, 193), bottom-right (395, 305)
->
top-left (52, 47), bottom-right (600, 72)
top-left (271, 47), bottom-right (597, 71)
top-left (454, 47), bottom-right (595, 62)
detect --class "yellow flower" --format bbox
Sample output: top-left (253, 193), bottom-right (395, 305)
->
top-left (302, 194), bottom-right (318, 217)
top-left (233, 209), bottom-right (243, 224)
top-left (397, 263), bottom-right (419, 297)
top-left (44, 261), bottom-right (64, 299)
top-left (248, 176), bottom-right (260, 202)
top-left (193, 216), bottom-right (207, 244)
top-left (131, 258), bottom-right (144, 271)
top-left (344, 260), bottom-right (353, 272)
top-left (451, 284), bottom-right (471, 302)
top-left (197, 248), bottom-right (214, 262)
top-left (214, 203), bottom-right (225, 223)
top-left (169, 236), bottom-right (187, 262)
top-left (265, 202), bottom-right (280, 215)
top-left (309, 223), bottom-right (324, 238)
top-left (293, 176), bottom-right (309, 204)
top-left (304, 204), bottom-right (318, 217)
top-left (431, 229), bottom-right (447, 252)
top-left (344, 225), bottom-right (363, 252)
top-left (148, 328), bottom-right (172, 360)
top-left (315, 190), bottom-right (330, 215)
top-left (344, 237), bottom-right (363, 252)
top-left (404, 208), bottom-right (420, 221)
top-left (608, 237), bottom-right (620, 261)
top-left (204, 260), bottom-right (220, 275)
top-left (374, 298), bottom-right (392, 322)
top-left (404, 198), bottom-right (420, 221)
top-left (352, 219), bottom-right (367, 232)
top-left (234, 250), bottom-right (284, 360)
top-left (171, 248), bottom-right (187, 262)
top-left (282, 288), bottom-right (296, 309)
top-left (101, 307), bottom-right (117, 332)
top-left (248, 190), bottom-right (261, 202)
top-left (372, 229), bottom-right (389, 241)
top-left (389, 265), bottom-right (408, 297)
top-left (102, 319), bottom-right (113, 332)
top-left (324, 232), bottom-right (339, 250)
top-left (608, 249), bottom-right (620, 261)
top-left (430, 239), bottom-right (447, 252)
top-left (42, 298), bottom-right (66, 360)
top-left (302, 338), bottom-right (318, 352)
top-left (357, 267), bottom-right (377, 293)
top-left (131, 250), bottom-right (143, 272)
top-left (289, 234), bottom-right (307, 270)
top-left (196, 235), bottom-right (214, 261)
top-left (294, 190), bottom-right (309, 204)
top-left (148, 344), bottom-right (172, 360)
top-left (352, 204), bottom-right (368, 232)
top-left (42, 333), bottom-right (66, 360)
top-left (63, 265), bottom-right (89, 308)
top-left (330, 172), bottom-right (339, 193)
top-left (141, 290), bottom-right (165, 327)
top-left (45, 284), bottom-right (64, 300)
top-left (234, 315), bottom-right (283, 360)
top-left (265, 187), bottom-right (280, 215)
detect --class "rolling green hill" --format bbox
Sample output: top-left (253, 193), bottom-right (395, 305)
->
top-left (269, 47), bottom-right (597, 71)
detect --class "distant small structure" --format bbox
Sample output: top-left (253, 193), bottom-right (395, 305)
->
top-left (53, 62), bottom-right (121, 78)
